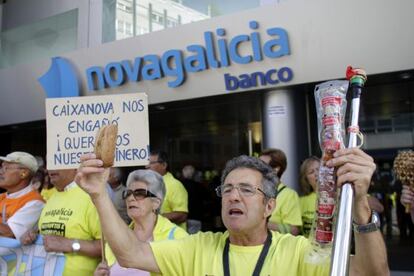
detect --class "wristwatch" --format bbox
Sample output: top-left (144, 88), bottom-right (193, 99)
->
top-left (71, 239), bottom-right (81, 252)
top-left (353, 211), bottom-right (380, 233)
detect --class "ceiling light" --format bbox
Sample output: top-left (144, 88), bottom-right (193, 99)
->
top-left (400, 72), bottom-right (412, 80)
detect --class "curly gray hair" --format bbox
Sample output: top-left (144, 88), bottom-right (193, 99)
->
top-left (221, 155), bottom-right (278, 199)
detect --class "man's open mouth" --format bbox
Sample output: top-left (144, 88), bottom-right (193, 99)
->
top-left (229, 208), bottom-right (244, 216)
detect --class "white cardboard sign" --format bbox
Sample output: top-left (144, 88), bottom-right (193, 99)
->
top-left (46, 93), bottom-right (149, 170)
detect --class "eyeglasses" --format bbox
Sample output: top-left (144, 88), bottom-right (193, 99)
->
top-left (122, 188), bottom-right (158, 200)
top-left (215, 183), bottom-right (267, 198)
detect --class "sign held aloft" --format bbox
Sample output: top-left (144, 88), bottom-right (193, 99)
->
top-left (46, 93), bottom-right (149, 170)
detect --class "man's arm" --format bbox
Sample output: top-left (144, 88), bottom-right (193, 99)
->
top-left (76, 153), bottom-right (160, 272)
top-left (43, 235), bottom-right (102, 257)
top-left (268, 189), bottom-right (302, 235)
top-left (6, 200), bottom-right (44, 240)
top-left (330, 148), bottom-right (389, 276)
top-left (349, 198), bottom-right (389, 276)
top-left (0, 224), bottom-right (14, 238)
top-left (401, 185), bottom-right (414, 222)
top-left (163, 212), bottom-right (188, 224)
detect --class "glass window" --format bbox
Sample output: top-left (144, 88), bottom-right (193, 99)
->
top-left (125, 22), bottom-right (133, 35)
top-left (0, 9), bottom-right (78, 69)
top-left (116, 19), bottom-right (125, 33)
top-left (103, 0), bottom-right (274, 43)
top-left (149, 91), bottom-right (263, 174)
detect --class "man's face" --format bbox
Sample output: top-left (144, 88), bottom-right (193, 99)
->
top-left (306, 160), bottom-right (320, 191)
top-left (48, 169), bottom-right (77, 190)
top-left (0, 161), bottom-right (27, 190)
top-left (145, 154), bottom-right (166, 175)
top-left (221, 168), bottom-right (274, 234)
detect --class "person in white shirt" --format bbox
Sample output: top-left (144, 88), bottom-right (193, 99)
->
top-left (0, 151), bottom-right (44, 240)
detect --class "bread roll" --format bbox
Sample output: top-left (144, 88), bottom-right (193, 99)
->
top-left (94, 124), bottom-right (118, 167)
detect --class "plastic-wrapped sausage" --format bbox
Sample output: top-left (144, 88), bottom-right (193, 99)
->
top-left (306, 80), bottom-right (348, 264)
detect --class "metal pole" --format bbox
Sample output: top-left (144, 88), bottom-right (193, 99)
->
top-left (330, 67), bottom-right (366, 276)
top-left (248, 129), bottom-right (253, 156)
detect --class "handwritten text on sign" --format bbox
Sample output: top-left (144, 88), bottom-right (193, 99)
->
top-left (46, 93), bottom-right (149, 169)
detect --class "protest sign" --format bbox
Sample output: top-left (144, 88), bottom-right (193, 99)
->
top-left (46, 93), bottom-right (149, 169)
top-left (0, 236), bottom-right (65, 275)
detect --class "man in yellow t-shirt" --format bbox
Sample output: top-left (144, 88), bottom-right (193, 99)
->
top-left (146, 150), bottom-right (188, 229)
top-left (77, 150), bottom-right (389, 276)
top-left (21, 169), bottom-right (101, 276)
top-left (260, 148), bottom-right (302, 235)
top-left (151, 230), bottom-right (328, 275)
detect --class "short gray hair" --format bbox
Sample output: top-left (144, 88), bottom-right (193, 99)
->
top-left (126, 169), bottom-right (166, 213)
top-left (221, 155), bottom-right (278, 199)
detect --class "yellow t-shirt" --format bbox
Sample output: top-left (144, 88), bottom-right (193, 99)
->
top-left (38, 183), bottom-right (101, 276)
top-left (150, 231), bottom-right (329, 275)
top-left (106, 215), bottom-right (188, 266)
top-left (161, 172), bottom-right (188, 229)
top-left (40, 187), bottom-right (57, 201)
top-left (300, 192), bottom-right (317, 237)
top-left (270, 183), bottom-right (303, 229)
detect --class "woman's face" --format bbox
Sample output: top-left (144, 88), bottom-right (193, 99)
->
top-left (306, 160), bottom-right (320, 191)
top-left (125, 181), bottom-right (157, 221)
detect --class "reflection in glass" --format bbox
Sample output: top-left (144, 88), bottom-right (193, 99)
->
top-left (103, 0), bottom-right (272, 43)
top-left (0, 9), bottom-right (78, 69)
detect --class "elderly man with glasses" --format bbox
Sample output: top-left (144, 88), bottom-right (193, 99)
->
top-left (77, 149), bottom-right (389, 275)
top-left (0, 151), bottom-right (44, 240)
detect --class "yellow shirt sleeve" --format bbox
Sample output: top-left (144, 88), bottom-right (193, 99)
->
top-left (161, 172), bottom-right (188, 214)
top-left (270, 184), bottom-right (303, 227)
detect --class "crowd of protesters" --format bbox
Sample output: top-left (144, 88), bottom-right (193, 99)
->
top-left (0, 147), bottom-right (394, 275)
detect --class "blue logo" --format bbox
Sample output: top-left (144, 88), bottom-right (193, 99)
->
top-left (224, 67), bottom-right (293, 91)
top-left (39, 21), bottom-right (292, 95)
top-left (86, 20), bottom-right (290, 90)
top-left (38, 57), bottom-right (80, 98)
